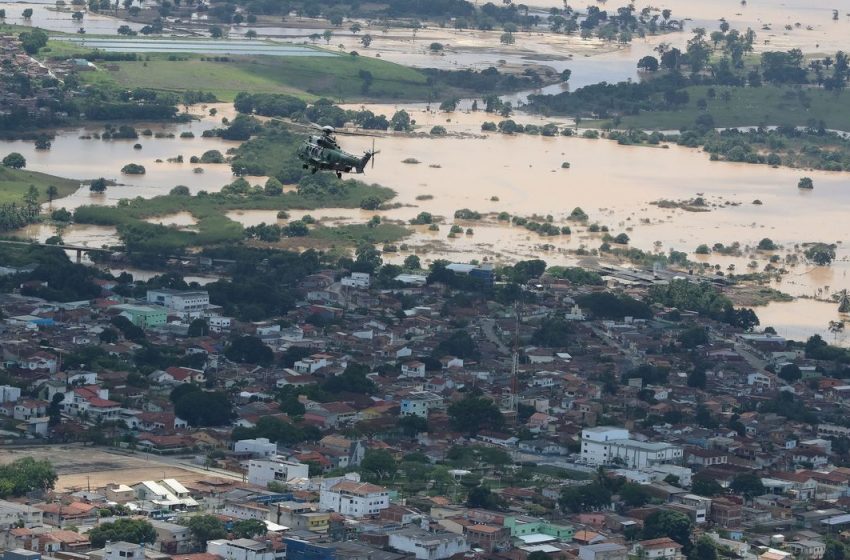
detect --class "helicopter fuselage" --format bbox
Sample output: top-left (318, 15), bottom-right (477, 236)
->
top-left (297, 134), bottom-right (372, 176)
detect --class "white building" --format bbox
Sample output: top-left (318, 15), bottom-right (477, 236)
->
top-left (400, 391), bottom-right (444, 418)
top-left (400, 361), bottom-right (426, 378)
top-left (209, 316), bottom-right (232, 332)
top-left (319, 479), bottom-right (389, 517)
top-left (0, 385), bottom-right (22, 403)
top-left (388, 529), bottom-right (469, 560)
top-left (132, 479), bottom-right (198, 510)
top-left (235, 438), bottom-right (278, 457)
top-left (0, 500), bottom-right (43, 529)
top-left (581, 427), bottom-right (683, 469)
top-left (293, 355), bottom-right (330, 374)
top-left (247, 457), bottom-right (310, 487)
top-left (102, 542), bottom-right (145, 560)
top-left (341, 272), bottom-right (370, 288)
top-left (147, 289), bottom-right (210, 312)
top-left (207, 539), bottom-right (281, 560)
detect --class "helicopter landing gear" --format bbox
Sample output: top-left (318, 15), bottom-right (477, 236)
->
top-left (336, 172), bottom-right (342, 179)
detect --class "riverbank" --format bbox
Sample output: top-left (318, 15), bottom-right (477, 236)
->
top-left (0, 167), bottom-right (80, 205)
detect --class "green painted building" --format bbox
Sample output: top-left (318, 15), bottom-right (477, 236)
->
top-left (114, 304), bottom-right (167, 329)
top-left (504, 516), bottom-right (574, 541)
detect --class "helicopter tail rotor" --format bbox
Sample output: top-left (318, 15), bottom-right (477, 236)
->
top-left (357, 139), bottom-right (379, 174)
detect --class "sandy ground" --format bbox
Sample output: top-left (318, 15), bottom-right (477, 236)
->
top-left (0, 445), bottom-right (209, 492)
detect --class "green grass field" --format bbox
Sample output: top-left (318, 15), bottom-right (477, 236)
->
top-left (592, 86), bottom-right (850, 130)
top-left (0, 167), bottom-right (81, 205)
top-left (78, 52), bottom-right (433, 102)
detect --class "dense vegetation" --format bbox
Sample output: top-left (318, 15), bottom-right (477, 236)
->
top-left (648, 280), bottom-right (760, 330)
top-left (0, 457), bottom-right (57, 497)
top-left (0, 245), bottom-right (103, 302)
top-left (528, 23), bottom-right (849, 129)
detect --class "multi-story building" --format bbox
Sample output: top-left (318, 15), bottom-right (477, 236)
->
top-left (0, 500), bottom-right (42, 529)
top-left (113, 304), bottom-right (167, 329)
top-left (147, 289), bottom-right (210, 312)
top-left (247, 457), bottom-right (310, 487)
top-left (580, 427), bottom-right (683, 468)
top-left (400, 391), bottom-right (444, 418)
top-left (464, 524), bottom-right (511, 552)
top-left (235, 438), bottom-right (277, 457)
top-left (319, 480), bottom-right (389, 518)
top-left (208, 539), bottom-right (282, 560)
top-left (387, 529), bottom-right (469, 560)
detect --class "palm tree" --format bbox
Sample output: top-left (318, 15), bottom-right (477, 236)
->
top-left (829, 320), bottom-right (845, 341)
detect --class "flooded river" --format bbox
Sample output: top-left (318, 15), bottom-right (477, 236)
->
top-left (5, 1), bottom-right (850, 342)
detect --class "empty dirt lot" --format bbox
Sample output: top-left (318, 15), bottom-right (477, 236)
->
top-left (0, 445), bottom-right (205, 491)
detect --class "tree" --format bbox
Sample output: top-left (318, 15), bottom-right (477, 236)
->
top-left (174, 391), bottom-right (233, 427)
top-left (90, 178), bottom-right (108, 193)
top-left (642, 510), bottom-right (691, 548)
top-left (188, 318), bottom-right (209, 337)
top-left (264, 177), bottom-right (283, 195)
top-left (187, 515), bottom-right (227, 547)
top-left (245, 30), bottom-right (258, 39)
top-left (447, 395), bottom-right (504, 434)
top-left (0, 457), bottom-right (57, 498)
top-left (352, 243), bottom-right (382, 274)
top-left (805, 244), bottom-right (836, 266)
top-left (19, 29), bottom-right (48, 54)
top-left (778, 363), bottom-right (802, 383)
top-left (99, 327), bottom-right (119, 343)
top-left (88, 518), bottom-right (157, 548)
top-left (47, 393), bottom-right (64, 426)
top-left (360, 449), bottom-right (397, 481)
top-left (798, 177), bottom-right (814, 189)
top-left (361, 34), bottom-right (372, 48)
top-left (757, 238), bottom-right (777, 250)
top-left (467, 485), bottom-right (503, 510)
top-left (2, 152), bottom-right (26, 169)
top-left (531, 316), bottom-right (571, 347)
top-left (559, 482), bottom-right (612, 513)
top-left (637, 55), bottom-right (659, 71)
top-left (399, 414), bottom-right (428, 437)
top-left (323, 29), bottom-right (333, 44)
top-left (403, 255), bottom-right (421, 269)
top-left (210, 26), bottom-right (224, 38)
top-left (46, 185), bottom-right (59, 203)
top-left (22, 8), bottom-right (33, 18)
top-left (323, 362), bottom-right (375, 394)
top-left (391, 110), bottom-right (412, 131)
top-left (350, 23), bottom-right (362, 34)
top-left (692, 475), bottom-right (724, 497)
top-left (225, 335), bottom-right (273, 365)
top-left (730, 472), bottom-right (765, 499)
top-left (691, 537), bottom-right (718, 560)
top-left (823, 541), bottom-right (846, 560)
top-left (619, 482), bottom-right (651, 507)
top-left (231, 519), bottom-right (267, 539)
top-left (436, 330), bottom-right (479, 360)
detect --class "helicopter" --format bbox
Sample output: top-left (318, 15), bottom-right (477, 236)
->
top-left (296, 124), bottom-right (379, 179)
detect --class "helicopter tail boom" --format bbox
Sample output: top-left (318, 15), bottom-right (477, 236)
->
top-left (356, 151), bottom-right (376, 174)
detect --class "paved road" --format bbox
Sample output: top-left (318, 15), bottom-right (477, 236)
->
top-left (481, 318), bottom-right (511, 356)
